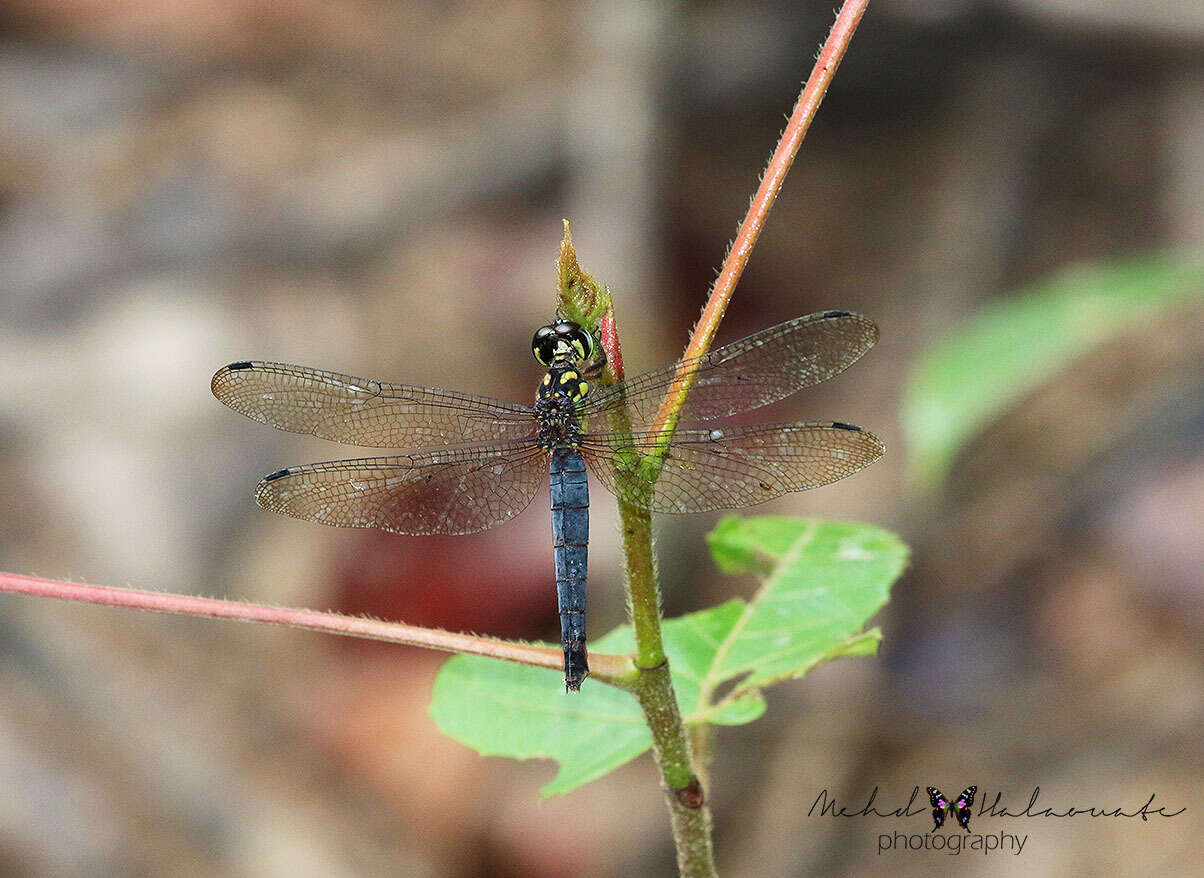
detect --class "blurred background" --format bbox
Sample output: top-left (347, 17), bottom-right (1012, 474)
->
top-left (1, 1), bottom-right (1201, 875)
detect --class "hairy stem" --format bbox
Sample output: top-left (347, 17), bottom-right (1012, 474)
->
top-left (0, 572), bottom-right (635, 680)
top-left (650, 0), bottom-right (871, 441)
top-left (614, 3), bottom-right (871, 874)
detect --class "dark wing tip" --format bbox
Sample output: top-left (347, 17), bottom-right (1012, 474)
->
top-left (830, 421), bottom-right (861, 431)
top-left (263, 468), bottom-right (292, 482)
top-left (211, 361), bottom-right (257, 397)
top-left (817, 309), bottom-right (880, 350)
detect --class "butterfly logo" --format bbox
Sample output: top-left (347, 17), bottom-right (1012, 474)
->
top-left (926, 785), bottom-right (977, 832)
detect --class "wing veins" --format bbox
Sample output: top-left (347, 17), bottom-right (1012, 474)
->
top-left (580, 311), bottom-right (877, 429)
top-left (254, 439), bottom-right (548, 535)
top-left (212, 360), bottom-right (538, 448)
top-left (579, 422), bottom-right (884, 514)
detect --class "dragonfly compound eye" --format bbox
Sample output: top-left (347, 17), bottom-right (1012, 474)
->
top-left (565, 325), bottom-right (595, 361)
top-left (547, 321), bottom-right (594, 361)
top-left (534, 321), bottom-right (593, 365)
top-left (532, 324), bottom-right (560, 366)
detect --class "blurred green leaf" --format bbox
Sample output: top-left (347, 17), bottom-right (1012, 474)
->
top-left (903, 252), bottom-right (1204, 489)
top-left (430, 517), bottom-right (906, 796)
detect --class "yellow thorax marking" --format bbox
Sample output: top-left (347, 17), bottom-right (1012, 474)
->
top-left (556, 369), bottom-right (588, 401)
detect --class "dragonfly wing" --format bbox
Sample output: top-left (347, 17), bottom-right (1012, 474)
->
top-left (580, 311), bottom-right (877, 431)
top-left (254, 440), bottom-right (547, 535)
top-left (212, 361), bottom-right (538, 448)
top-left (581, 422), bottom-right (883, 513)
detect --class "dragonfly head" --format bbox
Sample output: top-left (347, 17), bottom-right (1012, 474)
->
top-left (532, 320), bottom-right (595, 367)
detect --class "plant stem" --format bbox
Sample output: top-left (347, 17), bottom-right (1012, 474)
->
top-left (620, 501), bottom-right (666, 669)
top-left (635, 662), bottom-right (712, 875)
top-left (0, 572), bottom-right (636, 680)
top-left (613, 3), bottom-right (870, 875)
top-left (650, 0), bottom-right (870, 439)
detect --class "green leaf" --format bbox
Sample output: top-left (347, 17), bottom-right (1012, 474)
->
top-left (699, 517), bottom-right (905, 695)
top-left (430, 648), bottom-right (649, 797)
top-left (903, 252), bottom-right (1204, 489)
top-left (430, 516), bottom-right (907, 796)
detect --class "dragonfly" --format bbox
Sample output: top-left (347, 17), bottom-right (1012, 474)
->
top-left (211, 310), bottom-right (883, 691)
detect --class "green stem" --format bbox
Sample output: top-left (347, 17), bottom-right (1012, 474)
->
top-left (615, 437), bottom-right (713, 870)
top-left (611, 3), bottom-right (871, 875)
top-left (633, 662), bottom-right (713, 876)
top-left (619, 499), bottom-right (664, 670)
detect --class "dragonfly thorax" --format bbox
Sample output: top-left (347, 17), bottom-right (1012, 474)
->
top-left (535, 365), bottom-right (588, 449)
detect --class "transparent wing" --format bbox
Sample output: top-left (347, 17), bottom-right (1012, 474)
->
top-left (579, 311), bottom-right (877, 431)
top-left (212, 361), bottom-right (538, 449)
top-left (254, 440), bottom-right (547, 535)
top-left (580, 422), bottom-right (883, 514)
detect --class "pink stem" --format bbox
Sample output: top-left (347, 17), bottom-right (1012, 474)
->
top-left (0, 572), bottom-right (633, 679)
top-left (651, 0), bottom-right (870, 436)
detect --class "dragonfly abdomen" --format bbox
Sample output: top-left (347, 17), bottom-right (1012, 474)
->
top-left (550, 447), bottom-right (589, 691)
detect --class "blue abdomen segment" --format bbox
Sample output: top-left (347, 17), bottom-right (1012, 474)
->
top-left (550, 447), bottom-right (589, 691)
